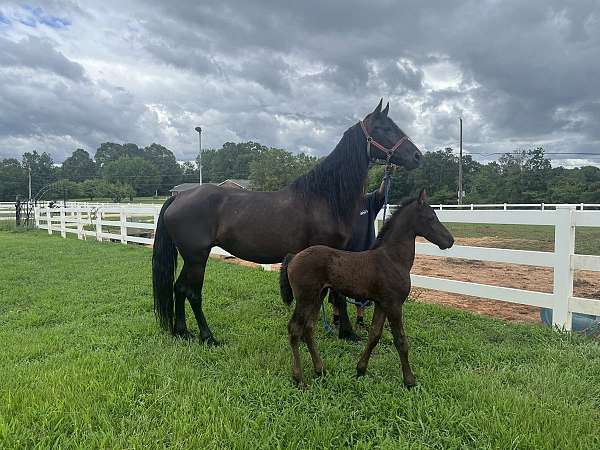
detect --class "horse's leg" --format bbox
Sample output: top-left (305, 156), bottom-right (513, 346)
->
top-left (356, 303), bottom-right (386, 377)
top-left (186, 252), bottom-right (219, 346)
top-left (386, 303), bottom-right (416, 388)
top-left (288, 313), bottom-right (305, 386)
top-left (331, 290), bottom-right (359, 342)
top-left (173, 267), bottom-right (192, 339)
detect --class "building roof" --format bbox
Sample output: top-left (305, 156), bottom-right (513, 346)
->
top-left (169, 183), bottom-right (201, 193)
top-left (218, 179), bottom-right (251, 189)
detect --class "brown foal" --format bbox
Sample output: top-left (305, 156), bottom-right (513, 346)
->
top-left (279, 190), bottom-right (454, 387)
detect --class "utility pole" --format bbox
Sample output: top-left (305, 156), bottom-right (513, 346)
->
top-left (28, 163), bottom-right (32, 200)
top-left (458, 117), bottom-right (463, 205)
top-left (195, 126), bottom-right (203, 185)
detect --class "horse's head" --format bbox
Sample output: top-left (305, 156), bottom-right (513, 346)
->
top-left (362, 99), bottom-right (423, 170)
top-left (412, 189), bottom-right (454, 250)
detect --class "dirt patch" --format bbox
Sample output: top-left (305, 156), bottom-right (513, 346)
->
top-left (210, 238), bottom-right (600, 324)
top-left (411, 237), bottom-right (600, 323)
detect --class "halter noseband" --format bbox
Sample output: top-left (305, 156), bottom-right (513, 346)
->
top-left (360, 119), bottom-right (410, 164)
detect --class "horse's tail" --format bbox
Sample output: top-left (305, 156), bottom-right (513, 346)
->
top-left (152, 196), bottom-right (178, 333)
top-left (280, 253), bottom-right (295, 305)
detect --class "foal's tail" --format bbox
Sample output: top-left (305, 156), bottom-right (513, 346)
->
top-left (152, 196), bottom-right (178, 333)
top-left (279, 253), bottom-right (295, 305)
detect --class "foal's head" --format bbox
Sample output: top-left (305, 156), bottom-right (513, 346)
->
top-left (410, 189), bottom-right (454, 250)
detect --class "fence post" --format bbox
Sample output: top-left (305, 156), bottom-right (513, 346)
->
top-left (96, 209), bottom-right (103, 242)
top-left (76, 206), bottom-right (84, 239)
top-left (60, 207), bottom-right (66, 238)
top-left (503, 203), bottom-right (507, 211)
top-left (552, 205), bottom-right (575, 330)
top-left (47, 207), bottom-right (52, 235)
top-left (120, 206), bottom-right (127, 244)
top-left (34, 205), bottom-right (39, 228)
top-left (541, 203), bottom-right (545, 211)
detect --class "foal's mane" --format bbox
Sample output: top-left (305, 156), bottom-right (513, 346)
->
top-left (371, 196), bottom-right (418, 249)
top-left (290, 123), bottom-right (368, 222)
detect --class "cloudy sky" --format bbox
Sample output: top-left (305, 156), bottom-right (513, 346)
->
top-left (0, 1), bottom-right (598, 167)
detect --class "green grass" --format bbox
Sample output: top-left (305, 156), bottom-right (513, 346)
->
top-left (1, 231), bottom-right (600, 449)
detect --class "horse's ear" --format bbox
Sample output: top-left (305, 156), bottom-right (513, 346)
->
top-left (382, 102), bottom-right (389, 117)
top-left (373, 98), bottom-right (383, 115)
top-left (418, 188), bottom-right (427, 206)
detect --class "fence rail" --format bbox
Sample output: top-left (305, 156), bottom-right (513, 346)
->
top-left (27, 202), bottom-right (600, 330)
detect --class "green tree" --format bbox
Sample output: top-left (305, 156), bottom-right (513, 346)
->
top-left (21, 151), bottom-right (57, 198)
top-left (95, 143), bottom-right (143, 168)
top-left (103, 157), bottom-right (161, 197)
top-left (249, 149), bottom-right (318, 191)
top-left (61, 148), bottom-right (97, 182)
top-left (203, 142), bottom-right (267, 183)
top-left (51, 179), bottom-right (82, 201)
top-left (80, 179), bottom-right (109, 201)
top-left (0, 158), bottom-right (27, 201)
top-left (180, 161), bottom-right (199, 183)
top-left (143, 143), bottom-right (182, 193)
top-left (104, 181), bottom-right (135, 202)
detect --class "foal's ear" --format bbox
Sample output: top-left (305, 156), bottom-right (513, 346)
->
top-left (382, 102), bottom-right (390, 117)
top-left (418, 188), bottom-right (427, 206)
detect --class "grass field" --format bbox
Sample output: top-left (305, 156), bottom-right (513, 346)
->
top-left (1, 230), bottom-right (599, 448)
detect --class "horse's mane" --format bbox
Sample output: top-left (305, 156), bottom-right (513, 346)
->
top-left (290, 123), bottom-right (368, 222)
top-left (371, 196), bottom-right (418, 248)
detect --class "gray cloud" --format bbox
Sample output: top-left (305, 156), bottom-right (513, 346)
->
top-left (0, 0), bottom-right (598, 166)
top-left (0, 35), bottom-right (85, 80)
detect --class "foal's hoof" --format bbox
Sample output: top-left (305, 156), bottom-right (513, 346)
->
top-left (314, 367), bottom-right (327, 378)
top-left (202, 336), bottom-right (222, 347)
top-left (356, 367), bottom-right (366, 377)
top-left (404, 379), bottom-right (417, 390)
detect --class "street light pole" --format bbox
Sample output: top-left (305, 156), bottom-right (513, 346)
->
top-left (195, 127), bottom-right (202, 185)
top-left (458, 117), bottom-right (463, 205)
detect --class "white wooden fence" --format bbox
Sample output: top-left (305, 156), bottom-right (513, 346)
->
top-left (377, 206), bottom-right (600, 331)
top-left (35, 204), bottom-right (160, 245)
top-left (31, 202), bottom-right (600, 330)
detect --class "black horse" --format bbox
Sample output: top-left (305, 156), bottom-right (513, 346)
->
top-left (152, 100), bottom-right (423, 345)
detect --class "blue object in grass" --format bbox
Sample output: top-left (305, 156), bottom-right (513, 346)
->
top-left (540, 308), bottom-right (600, 331)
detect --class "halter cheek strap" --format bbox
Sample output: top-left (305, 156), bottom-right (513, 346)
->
top-left (360, 120), bottom-right (410, 163)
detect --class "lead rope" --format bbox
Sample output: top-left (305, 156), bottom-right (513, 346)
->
top-left (382, 163), bottom-right (392, 221)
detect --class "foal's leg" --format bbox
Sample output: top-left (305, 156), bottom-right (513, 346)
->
top-left (303, 297), bottom-right (325, 376)
top-left (386, 303), bottom-right (416, 388)
top-left (331, 290), bottom-right (359, 342)
top-left (288, 313), bottom-right (305, 385)
top-left (356, 304), bottom-right (386, 377)
top-left (173, 267), bottom-right (192, 339)
top-left (186, 252), bottom-right (219, 346)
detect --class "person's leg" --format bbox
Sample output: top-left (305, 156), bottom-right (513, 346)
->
top-left (356, 306), bottom-right (365, 328)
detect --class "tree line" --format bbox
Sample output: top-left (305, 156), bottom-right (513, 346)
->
top-left (1, 140), bottom-right (598, 204)
top-left (0, 141), bottom-right (319, 202)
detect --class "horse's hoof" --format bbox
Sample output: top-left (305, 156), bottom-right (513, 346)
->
top-left (174, 330), bottom-right (194, 341)
top-left (339, 330), bottom-right (361, 342)
top-left (202, 336), bottom-right (222, 347)
top-left (356, 367), bottom-right (366, 377)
